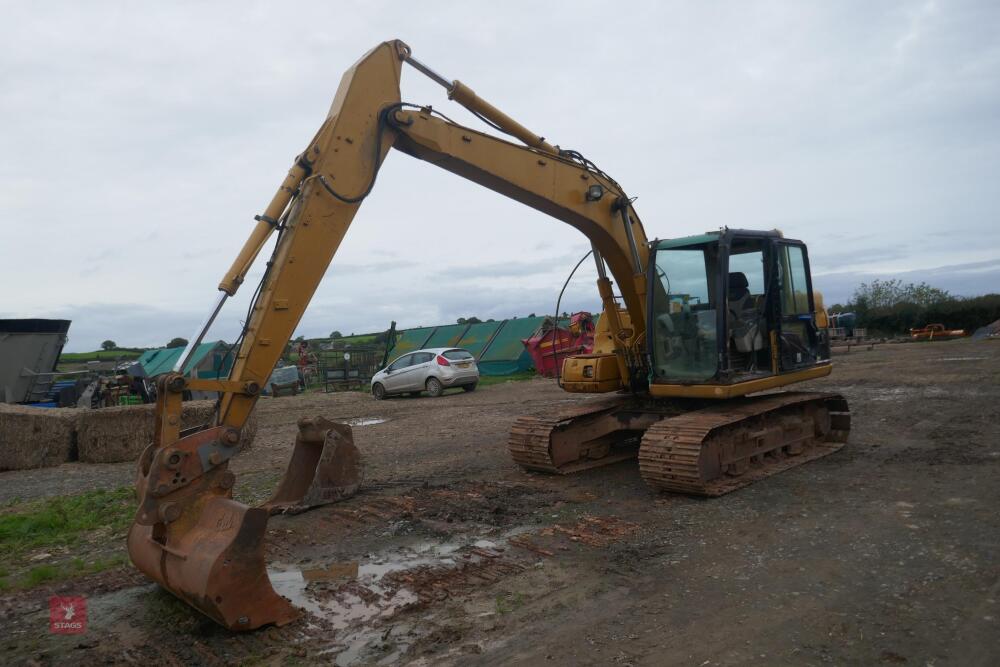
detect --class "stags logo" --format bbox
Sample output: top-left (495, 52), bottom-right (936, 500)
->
top-left (49, 596), bottom-right (87, 634)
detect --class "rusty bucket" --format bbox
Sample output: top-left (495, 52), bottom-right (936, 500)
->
top-left (127, 417), bottom-right (363, 631)
top-left (127, 497), bottom-right (298, 630)
top-left (263, 417), bottom-right (364, 514)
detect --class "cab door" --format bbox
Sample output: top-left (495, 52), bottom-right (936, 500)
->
top-left (775, 242), bottom-right (820, 370)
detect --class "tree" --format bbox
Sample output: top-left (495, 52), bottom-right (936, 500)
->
top-left (847, 279), bottom-right (961, 335)
top-left (457, 316), bottom-right (482, 325)
top-left (100, 340), bottom-right (117, 351)
top-left (166, 337), bottom-right (188, 349)
top-left (906, 282), bottom-right (951, 307)
top-left (329, 331), bottom-right (343, 339)
top-left (852, 279), bottom-right (952, 312)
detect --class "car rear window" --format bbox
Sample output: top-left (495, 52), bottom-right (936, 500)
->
top-left (443, 350), bottom-right (474, 360)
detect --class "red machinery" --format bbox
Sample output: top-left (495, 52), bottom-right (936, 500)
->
top-left (522, 312), bottom-right (596, 377)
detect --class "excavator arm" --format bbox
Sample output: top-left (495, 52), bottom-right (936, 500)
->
top-left (128, 39), bottom-right (652, 630)
top-left (202, 39), bottom-right (650, 435)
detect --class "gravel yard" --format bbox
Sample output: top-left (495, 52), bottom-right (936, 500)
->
top-left (2, 339), bottom-right (998, 665)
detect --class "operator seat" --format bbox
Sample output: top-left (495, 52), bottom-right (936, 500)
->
top-left (727, 272), bottom-right (763, 353)
top-left (728, 272), bottom-right (752, 311)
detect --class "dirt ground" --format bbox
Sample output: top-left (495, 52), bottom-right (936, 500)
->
top-left (2, 339), bottom-right (999, 666)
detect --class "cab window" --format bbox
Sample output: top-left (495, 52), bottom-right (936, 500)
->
top-left (728, 248), bottom-right (765, 295)
top-left (650, 245), bottom-right (719, 382)
top-left (779, 245), bottom-right (811, 315)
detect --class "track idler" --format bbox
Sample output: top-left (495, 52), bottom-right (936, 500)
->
top-left (127, 416), bottom-right (363, 631)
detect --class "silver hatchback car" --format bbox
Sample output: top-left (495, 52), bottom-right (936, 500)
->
top-left (371, 348), bottom-right (479, 399)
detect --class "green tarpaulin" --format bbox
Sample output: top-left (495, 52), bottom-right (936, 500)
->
top-left (136, 340), bottom-right (233, 378)
top-left (387, 317), bottom-right (547, 376)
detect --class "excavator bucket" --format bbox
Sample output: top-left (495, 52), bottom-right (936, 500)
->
top-left (262, 417), bottom-right (364, 514)
top-left (127, 425), bottom-right (299, 630)
top-left (127, 495), bottom-right (299, 631)
top-left (127, 417), bottom-right (363, 631)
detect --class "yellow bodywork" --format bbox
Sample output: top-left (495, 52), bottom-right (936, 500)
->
top-left (649, 364), bottom-right (833, 399)
top-left (166, 38), bottom-right (840, 434)
top-left (561, 306), bottom-right (630, 392)
top-left (814, 291), bottom-right (829, 329)
top-left (156, 36), bottom-right (840, 440)
top-left (561, 354), bottom-right (622, 393)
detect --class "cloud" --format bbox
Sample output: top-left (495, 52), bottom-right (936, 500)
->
top-left (0, 303), bottom-right (203, 353)
top-left (2, 1), bottom-right (999, 350)
top-left (813, 258), bottom-right (1000, 305)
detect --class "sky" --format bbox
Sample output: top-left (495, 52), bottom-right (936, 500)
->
top-left (2, 1), bottom-right (998, 351)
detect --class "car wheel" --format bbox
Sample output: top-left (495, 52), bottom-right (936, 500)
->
top-left (425, 377), bottom-right (443, 398)
top-left (372, 383), bottom-right (385, 400)
top-left (462, 383), bottom-right (477, 392)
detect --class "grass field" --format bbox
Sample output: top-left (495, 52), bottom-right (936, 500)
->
top-left (476, 370), bottom-right (536, 387)
top-left (0, 488), bottom-right (135, 591)
top-left (59, 349), bottom-right (143, 363)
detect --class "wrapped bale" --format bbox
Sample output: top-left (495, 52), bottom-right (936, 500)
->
top-left (0, 404), bottom-right (80, 470)
top-left (77, 400), bottom-right (257, 464)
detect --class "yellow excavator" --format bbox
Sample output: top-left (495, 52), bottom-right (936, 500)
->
top-left (128, 40), bottom-right (850, 631)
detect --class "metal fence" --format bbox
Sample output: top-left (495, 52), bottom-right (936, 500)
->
top-left (316, 346), bottom-right (382, 392)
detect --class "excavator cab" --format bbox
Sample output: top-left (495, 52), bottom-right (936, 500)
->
top-left (647, 229), bottom-right (832, 399)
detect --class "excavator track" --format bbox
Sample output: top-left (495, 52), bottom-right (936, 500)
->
top-left (638, 392), bottom-right (850, 497)
top-left (509, 396), bottom-right (650, 474)
top-left (508, 416), bottom-right (566, 473)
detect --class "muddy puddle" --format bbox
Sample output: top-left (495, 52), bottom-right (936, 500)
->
top-left (266, 538), bottom-right (507, 665)
top-left (345, 416), bottom-right (389, 427)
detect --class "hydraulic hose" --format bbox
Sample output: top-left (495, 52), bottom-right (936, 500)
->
top-left (553, 249), bottom-right (594, 388)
